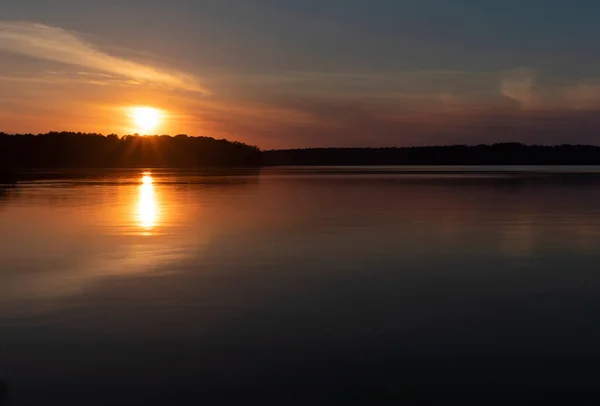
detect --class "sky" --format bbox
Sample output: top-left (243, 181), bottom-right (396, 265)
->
top-left (3, 0), bottom-right (600, 148)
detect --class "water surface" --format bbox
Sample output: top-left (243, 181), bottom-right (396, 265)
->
top-left (2, 167), bottom-right (600, 403)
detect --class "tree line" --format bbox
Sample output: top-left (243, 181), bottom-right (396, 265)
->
top-left (263, 143), bottom-right (600, 165)
top-left (0, 132), bottom-right (261, 168)
top-left (3, 134), bottom-right (600, 169)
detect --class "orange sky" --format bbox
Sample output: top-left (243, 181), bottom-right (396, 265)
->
top-left (4, 15), bottom-right (600, 148)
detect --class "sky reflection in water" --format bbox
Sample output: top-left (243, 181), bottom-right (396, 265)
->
top-left (2, 168), bottom-right (600, 404)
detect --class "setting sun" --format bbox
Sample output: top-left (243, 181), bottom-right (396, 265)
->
top-left (131, 107), bottom-right (162, 134)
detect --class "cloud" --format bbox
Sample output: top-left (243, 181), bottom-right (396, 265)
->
top-left (500, 68), bottom-right (536, 108)
top-left (561, 82), bottom-right (600, 109)
top-left (182, 84), bottom-right (600, 148)
top-left (0, 71), bottom-right (149, 88)
top-left (0, 21), bottom-right (209, 94)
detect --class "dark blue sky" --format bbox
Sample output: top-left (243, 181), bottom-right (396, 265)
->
top-left (2, 0), bottom-right (600, 147)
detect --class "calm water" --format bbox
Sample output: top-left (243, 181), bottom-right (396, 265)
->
top-left (2, 167), bottom-right (600, 403)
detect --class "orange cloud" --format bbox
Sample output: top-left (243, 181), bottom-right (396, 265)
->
top-left (0, 21), bottom-right (209, 94)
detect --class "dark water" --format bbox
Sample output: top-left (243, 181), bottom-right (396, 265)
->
top-left (2, 167), bottom-right (600, 404)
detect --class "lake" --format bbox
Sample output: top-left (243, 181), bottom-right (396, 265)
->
top-left (2, 167), bottom-right (600, 404)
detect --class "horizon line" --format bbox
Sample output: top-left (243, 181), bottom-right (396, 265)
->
top-left (3, 131), bottom-right (600, 151)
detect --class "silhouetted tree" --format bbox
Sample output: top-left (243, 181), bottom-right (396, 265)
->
top-left (0, 132), bottom-right (262, 169)
top-left (263, 143), bottom-right (600, 165)
top-left (4, 133), bottom-right (600, 168)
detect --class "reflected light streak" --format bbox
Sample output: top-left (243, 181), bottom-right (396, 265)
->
top-left (138, 174), bottom-right (158, 232)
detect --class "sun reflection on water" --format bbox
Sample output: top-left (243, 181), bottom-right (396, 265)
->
top-left (138, 173), bottom-right (158, 233)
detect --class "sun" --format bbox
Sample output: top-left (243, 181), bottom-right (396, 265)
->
top-left (130, 107), bottom-right (162, 134)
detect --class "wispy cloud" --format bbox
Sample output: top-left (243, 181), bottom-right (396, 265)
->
top-left (0, 71), bottom-right (149, 88)
top-left (0, 21), bottom-right (209, 94)
top-left (500, 68), bottom-right (536, 108)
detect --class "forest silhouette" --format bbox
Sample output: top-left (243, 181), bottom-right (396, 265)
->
top-left (3, 133), bottom-right (600, 173)
top-left (0, 132), bottom-right (261, 169)
top-left (263, 143), bottom-right (600, 166)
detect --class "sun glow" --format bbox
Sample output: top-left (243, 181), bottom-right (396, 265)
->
top-left (138, 173), bottom-right (158, 232)
top-left (131, 107), bottom-right (162, 134)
